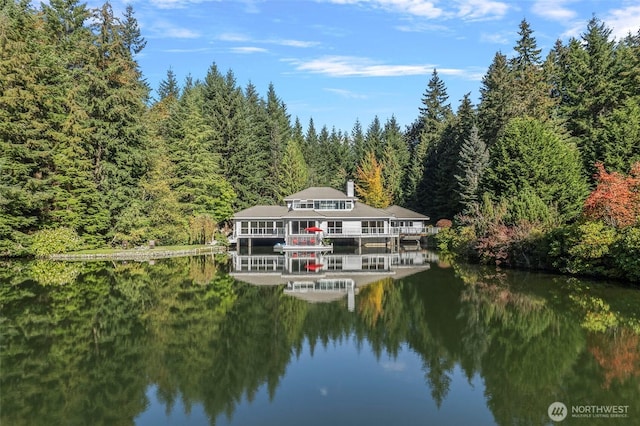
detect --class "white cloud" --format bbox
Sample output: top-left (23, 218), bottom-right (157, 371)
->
top-left (218, 32), bottom-right (251, 42)
top-left (456, 0), bottom-right (510, 21)
top-left (324, 88), bottom-right (369, 99)
top-left (324, 0), bottom-right (444, 19)
top-left (149, 20), bottom-right (201, 38)
top-left (162, 47), bottom-right (212, 53)
top-left (326, 0), bottom-right (510, 20)
top-left (230, 46), bottom-right (268, 54)
top-left (149, 0), bottom-right (221, 10)
top-left (531, 0), bottom-right (577, 21)
top-left (480, 31), bottom-right (511, 45)
top-left (275, 39), bottom-right (321, 48)
top-left (289, 55), bottom-right (482, 80)
top-left (218, 34), bottom-right (319, 48)
top-left (395, 22), bottom-right (452, 33)
top-left (605, 5), bottom-right (640, 40)
top-left (291, 55), bottom-right (435, 77)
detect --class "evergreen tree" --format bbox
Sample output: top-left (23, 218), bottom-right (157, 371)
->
top-left (265, 83), bottom-right (291, 200)
top-left (76, 2), bottom-right (150, 239)
top-left (120, 4), bottom-right (146, 56)
top-left (412, 69), bottom-right (454, 217)
top-left (560, 17), bottom-right (621, 176)
top-left (364, 116), bottom-right (384, 161)
top-left (303, 118), bottom-right (319, 185)
top-left (403, 119), bottom-right (424, 207)
top-left (419, 69), bottom-right (453, 128)
top-left (597, 97), bottom-right (640, 173)
top-left (351, 119), bottom-right (366, 168)
top-left (157, 68), bottom-right (180, 101)
top-left (201, 66), bottom-right (269, 209)
top-left (477, 52), bottom-right (514, 147)
top-left (381, 116), bottom-right (410, 205)
top-left (278, 138), bottom-right (309, 197)
top-left (314, 125), bottom-right (332, 186)
top-left (510, 19), bottom-right (556, 120)
top-left (455, 126), bottom-right (489, 213)
top-left (137, 153), bottom-right (187, 245)
top-left (170, 85), bottom-right (235, 221)
top-left (329, 128), bottom-right (353, 190)
top-left (240, 83), bottom-right (272, 206)
top-left (484, 117), bottom-right (588, 221)
top-left (0, 0), bottom-right (56, 254)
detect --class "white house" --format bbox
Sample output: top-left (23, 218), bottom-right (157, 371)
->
top-left (231, 181), bottom-right (434, 250)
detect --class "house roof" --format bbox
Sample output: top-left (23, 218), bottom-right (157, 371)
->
top-left (232, 205), bottom-right (289, 219)
top-left (384, 205), bottom-right (430, 220)
top-left (233, 202), bottom-right (394, 220)
top-left (284, 186), bottom-right (354, 201)
top-left (232, 202), bottom-right (429, 221)
top-left (232, 189), bottom-right (428, 221)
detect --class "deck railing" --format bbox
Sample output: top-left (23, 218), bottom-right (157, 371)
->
top-left (239, 228), bottom-right (285, 236)
top-left (236, 226), bottom-right (439, 238)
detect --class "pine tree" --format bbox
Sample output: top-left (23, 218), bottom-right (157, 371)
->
top-left (120, 4), bottom-right (146, 56)
top-left (381, 116), bottom-right (410, 205)
top-left (157, 68), bottom-right (180, 101)
top-left (419, 69), bottom-right (453, 130)
top-left (412, 69), bottom-right (454, 216)
top-left (314, 125), bottom-right (332, 186)
top-left (510, 19), bottom-right (556, 120)
top-left (455, 126), bottom-right (489, 212)
top-left (484, 117), bottom-right (588, 221)
top-left (265, 83), bottom-right (291, 200)
top-left (364, 116), bottom-right (384, 161)
top-left (278, 138), bottom-right (309, 197)
top-left (171, 85), bottom-right (236, 221)
top-left (0, 0), bottom-right (56, 254)
top-left (303, 118), bottom-right (319, 185)
top-left (241, 81), bottom-right (273, 204)
top-left (75, 2), bottom-right (150, 239)
top-left (477, 52), bottom-right (514, 147)
top-left (351, 119), bottom-right (366, 167)
top-left (561, 17), bottom-right (620, 177)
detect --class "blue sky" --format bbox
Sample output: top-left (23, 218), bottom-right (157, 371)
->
top-left (111, 0), bottom-right (639, 132)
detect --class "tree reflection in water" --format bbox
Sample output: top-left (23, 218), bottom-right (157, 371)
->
top-left (1, 256), bottom-right (639, 425)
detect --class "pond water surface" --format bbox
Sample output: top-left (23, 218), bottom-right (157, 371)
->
top-left (1, 251), bottom-right (639, 425)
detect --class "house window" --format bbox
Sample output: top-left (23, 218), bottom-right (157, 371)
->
top-left (312, 200), bottom-right (352, 210)
top-left (363, 256), bottom-right (386, 270)
top-left (291, 220), bottom-right (315, 234)
top-left (362, 220), bottom-right (385, 234)
top-left (325, 256), bottom-right (342, 270)
top-left (293, 201), bottom-right (314, 209)
top-left (327, 221), bottom-right (343, 234)
top-left (240, 221), bottom-right (249, 235)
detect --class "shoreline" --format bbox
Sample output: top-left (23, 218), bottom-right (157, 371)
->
top-left (47, 245), bottom-right (226, 261)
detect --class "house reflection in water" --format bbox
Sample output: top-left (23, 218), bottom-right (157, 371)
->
top-left (229, 249), bottom-right (438, 311)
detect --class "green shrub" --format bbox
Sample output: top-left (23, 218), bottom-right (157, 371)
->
top-left (30, 227), bottom-right (82, 257)
top-left (613, 225), bottom-right (640, 282)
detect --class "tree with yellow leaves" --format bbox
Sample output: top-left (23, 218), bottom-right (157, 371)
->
top-left (355, 151), bottom-right (392, 208)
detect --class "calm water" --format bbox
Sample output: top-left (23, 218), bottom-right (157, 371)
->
top-left (1, 251), bottom-right (640, 426)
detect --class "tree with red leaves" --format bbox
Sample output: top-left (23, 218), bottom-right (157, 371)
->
top-left (583, 162), bottom-right (640, 228)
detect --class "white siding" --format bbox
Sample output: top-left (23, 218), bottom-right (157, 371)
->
top-left (342, 220), bottom-right (361, 236)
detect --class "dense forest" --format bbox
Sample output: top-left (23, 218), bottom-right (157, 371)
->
top-left (1, 1), bottom-right (639, 279)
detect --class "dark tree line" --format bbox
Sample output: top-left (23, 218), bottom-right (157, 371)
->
top-left (2, 1), bottom-right (639, 256)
